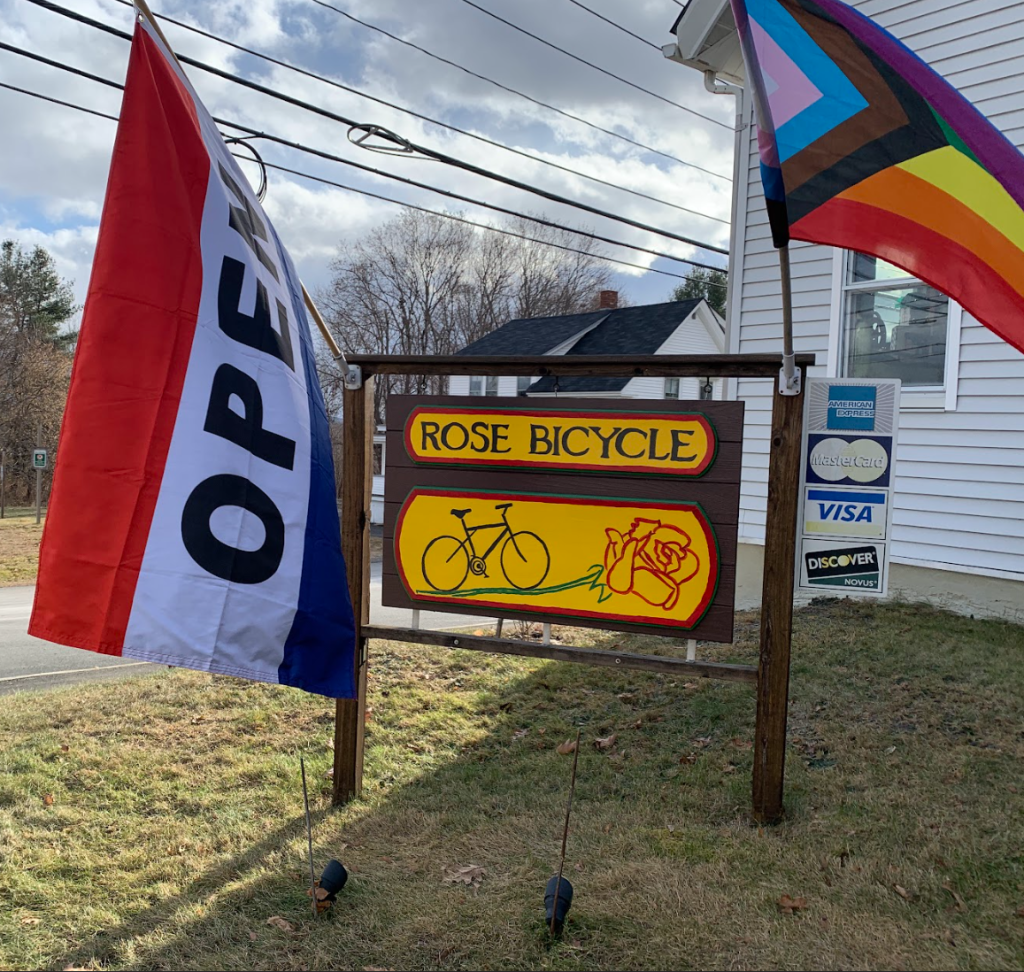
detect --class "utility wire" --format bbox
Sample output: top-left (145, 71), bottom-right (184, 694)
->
top-left (456, 0), bottom-right (732, 129)
top-left (103, 0), bottom-right (729, 223)
top-left (563, 0), bottom-right (661, 50)
top-left (307, 0), bottom-right (730, 181)
top-left (0, 77), bottom-right (726, 289)
top-left (22, 0), bottom-right (729, 256)
top-left (0, 80), bottom-right (119, 120)
top-left (0, 45), bottom-right (729, 275)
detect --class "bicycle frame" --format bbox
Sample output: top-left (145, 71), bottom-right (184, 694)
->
top-left (458, 508), bottom-right (513, 563)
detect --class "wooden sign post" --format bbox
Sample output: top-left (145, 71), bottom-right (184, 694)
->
top-left (330, 353), bottom-right (810, 820)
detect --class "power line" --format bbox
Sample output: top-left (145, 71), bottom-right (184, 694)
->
top-left (21, 0), bottom-right (730, 257)
top-left (563, 0), bottom-right (661, 50)
top-left (308, 0), bottom-right (731, 180)
top-left (456, 0), bottom-right (732, 129)
top-left (102, 0), bottom-right (729, 224)
top-left (0, 77), bottom-right (725, 290)
top-left (0, 80), bottom-right (118, 120)
top-left (0, 46), bottom-right (729, 275)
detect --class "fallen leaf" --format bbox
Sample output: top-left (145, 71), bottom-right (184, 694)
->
top-left (60, 744), bottom-right (69, 753)
top-left (512, 729), bottom-right (528, 740)
top-left (728, 737), bottom-right (753, 751)
top-left (442, 864), bottom-right (486, 887)
top-left (556, 739), bottom-right (577, 755)
top-left (266, 916), bottom-right (296, 933)
top-left (893, 884), bottom-right (912, 901)
top-left (884, 745), bottom-right (897, 755)
top-left (248, 932), bottom-right (258, 941)
top-left (20, 917), bottom-right (41, 926)
top-left (942, 881), bottom-right (966, 913)
top-left (777, 894), bottom-right (808, 915)
top-left (594, 733), bottom-right (617, 751)
top-left (630, 719), bottom-right (643, 730)
top-left (679, 752), bottom-right (699, 765)
top-left (723, 764), bottom-right (737, 774)
top-left (617, 692), bottom-right (635, 701)
top-left (943, 928), bottom-right (956, 946)
top-left (693, 736), bottom-right (713, 749)
top-left (42, 794), bottom-right (54, 807)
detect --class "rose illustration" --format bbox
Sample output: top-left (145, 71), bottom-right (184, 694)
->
top-left (603, 517), bottom-right (700, 612)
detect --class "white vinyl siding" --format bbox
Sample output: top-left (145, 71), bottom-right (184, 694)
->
top-left (731, 0), bottom-right (1024, 578)
top-left (624, 309), bottom-right (725, 399)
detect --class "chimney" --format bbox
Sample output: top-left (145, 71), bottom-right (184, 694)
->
top-left (598, 289), bottom-right (619, 309)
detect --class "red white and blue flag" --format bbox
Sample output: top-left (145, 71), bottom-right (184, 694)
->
top-left (29, 19), bottom-right (357, 698)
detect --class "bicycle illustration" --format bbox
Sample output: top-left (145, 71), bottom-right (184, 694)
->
top-left (421, 503), bottom-right (551, 593)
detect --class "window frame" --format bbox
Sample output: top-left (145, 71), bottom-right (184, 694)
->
top-left (827, 249), bottom-right (961, 411)
top-left (664, 377), bottom-right (680, 400)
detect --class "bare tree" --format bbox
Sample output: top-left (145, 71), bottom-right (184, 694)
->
top-left (318, 211), bottom-right (612, 429)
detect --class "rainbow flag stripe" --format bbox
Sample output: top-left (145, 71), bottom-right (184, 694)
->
top-left (730, 0), bottom-right (1024, 354)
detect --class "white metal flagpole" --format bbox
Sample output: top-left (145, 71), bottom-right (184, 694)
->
top-left (778, 245), bottom-right (801, 396)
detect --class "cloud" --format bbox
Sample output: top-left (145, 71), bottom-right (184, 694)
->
top-left (0, 0), bottom-right (734, 311)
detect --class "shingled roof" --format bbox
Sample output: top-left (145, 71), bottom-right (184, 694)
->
top-left (459, 298), bottom-right (705, 393)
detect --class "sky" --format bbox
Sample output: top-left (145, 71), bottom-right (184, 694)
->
top-left (0, 0), bottom-right (737, 325)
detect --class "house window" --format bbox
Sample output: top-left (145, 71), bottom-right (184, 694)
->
top-left (517, 375), bottom-right (533, 395)
top-left (372, 442), bottom-right (383, 475)
top-left (469, 376), bottom-right (499, 395)
top-left (664, 377), bottom-right (680, 400)
top-left (840, 253), bottom-right (949, 388)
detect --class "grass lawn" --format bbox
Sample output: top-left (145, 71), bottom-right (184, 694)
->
top-left (1, 599), bottom-right (1023, 971)
top-left (0, 508), bottom-right (45, 586)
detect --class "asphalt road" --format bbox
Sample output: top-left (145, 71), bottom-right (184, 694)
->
top-left (0, 563), bottom-right (491, 695)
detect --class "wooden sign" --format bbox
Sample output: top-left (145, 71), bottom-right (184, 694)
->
top-left (383, 397), bottom-right (744, 642)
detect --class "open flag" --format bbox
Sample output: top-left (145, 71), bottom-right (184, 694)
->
top-left (29, 18), bottom-right (357, 698)
top-left (730, 0), bottom-right (1024, 355)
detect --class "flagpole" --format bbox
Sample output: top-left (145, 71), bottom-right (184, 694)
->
top-left (778, 245), bottom-right (800, 396)
top-left (131, 1), bottom-right (351, 371)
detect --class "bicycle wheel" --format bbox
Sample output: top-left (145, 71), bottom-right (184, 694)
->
top-left (501, 531), bottom-right (550, 590)
top-left (422, 535), bottom-right (470, 592)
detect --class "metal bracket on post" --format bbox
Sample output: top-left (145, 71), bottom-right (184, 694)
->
top-left (343, 362), bottom-right (363, 390)
top-left (779, 360), bottom-right (802, 396)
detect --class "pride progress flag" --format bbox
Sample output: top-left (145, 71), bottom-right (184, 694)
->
top-left (730, 0), bottom-right (1024, 355)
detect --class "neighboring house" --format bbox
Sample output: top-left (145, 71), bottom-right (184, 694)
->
top-left (665, 0), bottom-right (1024, 617)
top-left (368, 292), bottom-right (726, 523)
top-left (451, 291), bottom-right (727, 400)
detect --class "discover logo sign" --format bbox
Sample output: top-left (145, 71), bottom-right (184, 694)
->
top-left (801, 542), bottom-right (882, 591)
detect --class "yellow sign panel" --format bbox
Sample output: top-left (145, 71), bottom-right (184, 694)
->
top-left (395, 489), bottom-right (720, 629)
top-left (404, 406), bottom-right (717, 476)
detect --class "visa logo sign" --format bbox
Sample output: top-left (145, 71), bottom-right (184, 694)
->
top-left (803, 488), bottom-right (887, 540)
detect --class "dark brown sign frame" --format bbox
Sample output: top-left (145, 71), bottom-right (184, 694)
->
top-left (382, 395), bottom-right (744, 643)
top-left (331, 353), bottom-right (813, 824)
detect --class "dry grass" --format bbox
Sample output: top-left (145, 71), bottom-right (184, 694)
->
top-left (0, 509), bottom-right (44, 585)
top-left (1, 599), bottom-right (1023, 971)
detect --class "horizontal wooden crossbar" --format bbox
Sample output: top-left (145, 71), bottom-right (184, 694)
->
top-left (361, 625), bottom-right (757, 683)
top-left (346, 353), bottom-right (816, 379)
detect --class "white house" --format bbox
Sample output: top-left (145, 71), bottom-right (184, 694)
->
top-left (450, 291), bottom-right (727, 400)
top-left (666, 0), bottom-right (1024, 618)
top-left (369, 292), bottom-right (726, 523)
